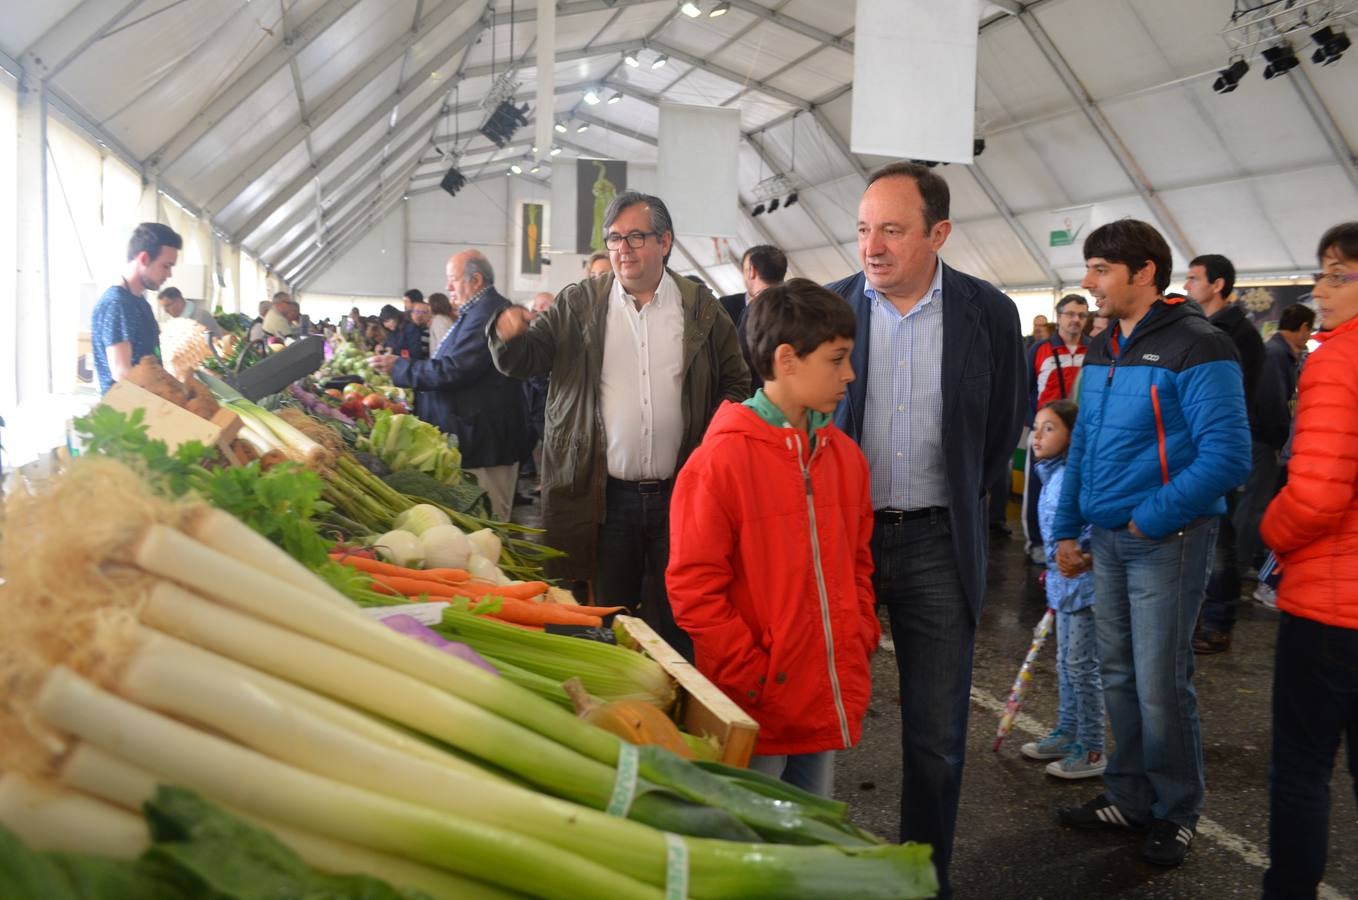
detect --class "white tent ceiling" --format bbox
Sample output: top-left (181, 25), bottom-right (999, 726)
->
top-left (5, 0), bottom-right (1357, 291)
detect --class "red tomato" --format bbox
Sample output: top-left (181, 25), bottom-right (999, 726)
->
top-left (362, 393), bottom-right (388, 410)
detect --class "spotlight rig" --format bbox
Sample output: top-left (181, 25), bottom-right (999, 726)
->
top-left (747, 173), bottom-right (799, 216)
top-left (477, 71), bottom-right (530, 148)
top-left (440, 165), bottom-right (468, 198)
top-left (1216, 0), bottom-right (1354, 92)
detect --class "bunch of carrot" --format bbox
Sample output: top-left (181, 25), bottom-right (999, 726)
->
top-left (331, 553), bottom-right (625, 629)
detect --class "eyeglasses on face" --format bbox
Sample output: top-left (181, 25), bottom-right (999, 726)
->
top-left (1312, 271), bottom-right (1358, 288)
top-left (604, 231), bottom-right (659, 250)
top-left (1058, 310), bottom-right (1089, 319)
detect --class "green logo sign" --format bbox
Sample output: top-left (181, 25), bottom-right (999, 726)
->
top-left (1049, 224), bottom-right (1084, 247)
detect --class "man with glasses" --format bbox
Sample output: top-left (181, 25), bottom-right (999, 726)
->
top-left (1021, 295), bottom-right (1091, 554)
top-left (489, 191), bottom-right (749, 655)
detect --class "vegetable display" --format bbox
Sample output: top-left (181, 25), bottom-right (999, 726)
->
top-left (0, 454), bottom-right (938, 899)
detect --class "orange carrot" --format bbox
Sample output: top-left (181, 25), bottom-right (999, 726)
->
top-left (420, 567), bottom-right (471, 582)
top-left (482, 580), bottom-right (550, 601)
top-left (478, 598), bottom-right (613, 627)
top-left (331, 554), bottom-right (470, 585)
top-left (369, 575), bottom-right (464, 598)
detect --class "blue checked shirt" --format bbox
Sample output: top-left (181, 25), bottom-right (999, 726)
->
top-left (862, 261), bottom-right (949, 511)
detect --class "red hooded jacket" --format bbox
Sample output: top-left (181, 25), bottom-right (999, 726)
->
top-left (1261, 314), bottom-right (1358, 629)
top-left (667, 401), bottom-right (879, 756)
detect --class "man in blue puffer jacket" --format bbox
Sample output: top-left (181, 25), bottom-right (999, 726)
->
top-left (1050, 219), bottom-right (1252, 868)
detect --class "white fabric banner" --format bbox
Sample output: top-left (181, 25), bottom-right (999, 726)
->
top-left (657, 103), bottom-right (740, 237)
top-left (851, 0), bottom-right (979, 164)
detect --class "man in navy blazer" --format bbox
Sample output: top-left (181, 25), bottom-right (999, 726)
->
top-left (830, 162), bottom-right (1025, 898)
top-left (372, 250), bottom-right (531, 521)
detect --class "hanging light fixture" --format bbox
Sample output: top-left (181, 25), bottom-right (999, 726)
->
top-left (651, 53), bottom-right (669, 69)
top-left (623, 49), bottom-right (640, 67)
top-left (510, 163), bottom-right (523, 175)
top-left (550, 146), bottom-right (562, 155)
top-left (530, 164), bottom-right (541, 174)
top-left (680, 1), bottom-right (702, 18)
top-left (709, 2), bottom-right (730, 16)
top-left (576, 122), bottom-right (590, 132)
top-left (751, 203), bottom-right (766, 216)
top-left (607, 92), bottom-right (623, 104)
top-left (583, 88), bottom-right (601, 105)
top-left (554, 121), bottom-right (568, 133)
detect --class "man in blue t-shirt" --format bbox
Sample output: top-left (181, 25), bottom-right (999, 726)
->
top-left (92, 222), bottom-right (183, 393)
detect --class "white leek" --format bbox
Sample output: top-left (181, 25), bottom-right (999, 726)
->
top-left (37, 667), bottom-right (662, 900)
top-left (58, 748), bottom-right (518, 900)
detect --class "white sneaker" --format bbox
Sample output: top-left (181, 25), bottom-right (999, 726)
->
top-left (1047, 749), bottom-right (1107, 780)
top-left (1254, 583), bottom-right (1278, 610)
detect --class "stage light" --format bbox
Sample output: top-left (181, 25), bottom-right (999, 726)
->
top-left (576, 122), bottom-right (590, 132)
top-left (680, 1), bottom-right (702, 18)
top-left (652, 54), bottom-right (668, 69)
top-left (784, 192), bottom-right (798, 207)
top-left (751, 203), bottom-right (766, 216)
top-left (1262, 42), bottom-right (1299, 79)
top-left (440, 166), bottom-right (467, 197)
top-left (709, 2), bottom-right (730, 16)
top-left (624, 49), bottom-right (640, 67)
top-left (478, 100), bottom-right (530, 147)
top-left (550, 146), bottom-right (562, 155)
top-left (973, 137), bottom-right (986, 157)
top-left (554, 121), bottom-right (567, 133)
top-left (1213, 58), bottom-right (1249, 93)
top-left (607, 92), bottom-right (623, 104)
top-left (1310, 26), bottom-right (1350, 65)
top-left (767, 198), bottom-right (781, 213)
top-left (584, 89), bottom-right (601, 105)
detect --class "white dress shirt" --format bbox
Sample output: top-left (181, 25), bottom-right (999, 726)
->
top-left (600, 273), bottom-right (685, 480)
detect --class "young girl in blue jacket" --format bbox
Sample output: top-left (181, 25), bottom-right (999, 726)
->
top-left (1021, 399), bottom-right (1106, 779)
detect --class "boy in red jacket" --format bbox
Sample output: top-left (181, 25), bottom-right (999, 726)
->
top-left (667, 278), bottom-right (879, 796)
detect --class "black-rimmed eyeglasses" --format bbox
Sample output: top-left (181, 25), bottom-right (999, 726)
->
top-left (604, 231), bottom-right (659, 250)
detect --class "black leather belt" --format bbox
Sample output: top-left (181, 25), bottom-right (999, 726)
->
top-left (607, 476), bottom-right (672, 494)
top-left (874, 506), bottom-right (948, 524)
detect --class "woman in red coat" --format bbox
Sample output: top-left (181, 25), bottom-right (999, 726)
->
top-left (1260, 222), bottom-right (1358, 900)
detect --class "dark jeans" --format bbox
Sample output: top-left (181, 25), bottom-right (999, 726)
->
top-left (1234, 440), bottom-right (1282, 571)
top-left (871, 510), bottom-right (974, 900)
top-left (1264, 613), bottom-right (1358, 899)
top-left (1091, 518), bottom-right (1217, 826)
top-left (594, 478), bottom-right (693, 660)
top-left (1201, 508), bottom-right (1241, 634)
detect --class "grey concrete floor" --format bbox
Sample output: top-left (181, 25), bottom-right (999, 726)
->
top-left (837, 527), bottom-right (1358, 900)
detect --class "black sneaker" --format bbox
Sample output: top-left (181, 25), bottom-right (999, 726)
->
top-left (1058, 793), bottom-right (1148, 831)
top-left (1143, 818), bottom-right (1194, 866)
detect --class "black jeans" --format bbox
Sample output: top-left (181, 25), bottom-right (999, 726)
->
top-left (1264, 613), bottom-right (1358, 899)
top-left (1201, 509), bottom-right (1242, 634)
top-left (594, 478), bottom-right (693, 660)
top-left (871, 510), bottom-right (974, 900)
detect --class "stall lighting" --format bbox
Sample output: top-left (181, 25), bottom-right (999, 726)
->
top-left (680, 1), bottom-right (702, 18)
top-left (623, 50), bottom-right (640, 67)
top-left (651, 53), bottom-right (668, 69)
top-left (709, 2), bottom-right (730, 16)
top-left (1262, 42), bottom-right (1299, 79)
top-left (607, 92), bottom-right (623, 104)
top-left (1213, 58), bottom-right (1249, 93)
top-left (583, 89), bottom-right (601, 105)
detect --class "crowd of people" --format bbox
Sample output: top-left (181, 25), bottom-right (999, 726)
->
top-left (87, 163), bottom-right (1358, 899)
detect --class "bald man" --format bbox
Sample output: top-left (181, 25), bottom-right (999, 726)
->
top-left (531, 291), bottom-right (555, 314)
top-left (371, 250), bottom-right (531, 520)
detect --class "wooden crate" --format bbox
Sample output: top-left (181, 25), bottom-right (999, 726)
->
top-left (617, 615), bottom-right (758, 768)
top-left (102, 380), bottom-right (243, 460)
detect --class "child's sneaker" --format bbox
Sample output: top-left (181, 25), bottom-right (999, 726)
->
top-left (1020, 730), bottom-right (1074, 760)
top-left (1046, 748), bottom-right (1107, 780)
